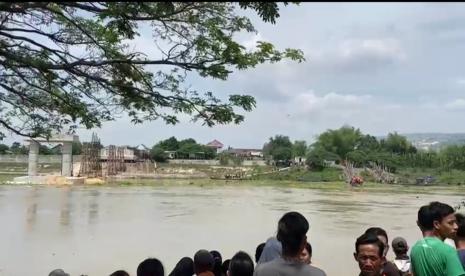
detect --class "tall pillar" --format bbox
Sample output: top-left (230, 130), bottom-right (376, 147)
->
top-left (28, 141), bottom-right (39, 176)
top-left (62, 142), bottom-right (72, 177)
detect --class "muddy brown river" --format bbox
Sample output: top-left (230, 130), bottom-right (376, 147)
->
top-left (0, 184), bottom-right (462, 275)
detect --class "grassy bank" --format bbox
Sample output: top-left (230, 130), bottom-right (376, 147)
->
top-left (0, 174), bottom-right (22, 183)
top-left (250, 167), bottom-right (342, 182)
top-left (1, 172), bottom-right (463, 196)
top-left (252, 166), bottom-right (465, 186)
top-left (395, 168), bottom-right (465, 185)
top-left (109, 178), bottom-right (463, 195)
top-left (1, 161), bottom-right (464, 194)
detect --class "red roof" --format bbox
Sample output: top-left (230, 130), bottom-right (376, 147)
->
top-left (206, 139), bottom-right (224, 148)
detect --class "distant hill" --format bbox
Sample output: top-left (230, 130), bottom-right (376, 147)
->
top-left (398, 133), bottom-right (465, 151)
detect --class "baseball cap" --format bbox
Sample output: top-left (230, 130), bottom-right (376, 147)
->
top-left (391, 237), bottom-right (408, 251)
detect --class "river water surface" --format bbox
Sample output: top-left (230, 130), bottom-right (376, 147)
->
top-left (0, 184), bottom-right (462, 275)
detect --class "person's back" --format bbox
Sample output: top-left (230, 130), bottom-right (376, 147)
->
top-left (411, 236), bottom-right (463, 276)
top-left (254, 257), bottom-right (325, 276)
top-left (257, 237), bottom-right (282, 264)
top-left (254, 211), bottom-right (326, 276)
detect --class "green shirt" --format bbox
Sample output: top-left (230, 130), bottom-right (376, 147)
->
top-left (410, 237), bottom-right (465, 276)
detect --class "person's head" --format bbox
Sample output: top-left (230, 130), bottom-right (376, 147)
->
top-left (300, 242), bottom-right (312, 264)
top-left (417, 204), bottom-right (432, 232)
top-left (49, 269), bottom-right (70, 276)
top-left (254, 243), bottom-right (265, 263)
top-left (276, 211), bottom-right (309, 257)
top-left (221, 259), bottom-right (231, 276)
top-left (137, 258), bottom-right (164, 276)
top-left (417, 201), bottom-right (457, 239)
top-left (354, 233), bottom-right (386, 276)
top-left (168, 257), bottom-right (194, 276)
top-left (110, 270), bottom-right (130, 276)
top-left (227, 251), bottom-right (254, 276)
top-left (391, 237), bottom-right (409, 257)
top-left (210, 250), bottom-right (222, 276)
top-left (194, 249), bottom-right (214, 274)
top-left (364, 227), bottom-right (389, 256)
top-left (456, 213), bottom-right (465, 244)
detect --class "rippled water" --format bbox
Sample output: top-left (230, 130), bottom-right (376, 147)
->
top-left (0, 184), bottom-right (462, 275)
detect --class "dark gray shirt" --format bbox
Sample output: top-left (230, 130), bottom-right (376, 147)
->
top-left (258, 237), bottom-right (282, 264)
top-left (254, 257), bottom-right (326, 276)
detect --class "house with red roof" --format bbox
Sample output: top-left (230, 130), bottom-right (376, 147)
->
top-left (206, 139), bottom-right (224, 153)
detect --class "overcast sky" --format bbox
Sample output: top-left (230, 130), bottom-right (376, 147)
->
top-left (4, 3), bottom-right (465, 149)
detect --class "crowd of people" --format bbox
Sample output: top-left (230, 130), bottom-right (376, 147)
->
top-left (48, 201), bottom-right (465, 276)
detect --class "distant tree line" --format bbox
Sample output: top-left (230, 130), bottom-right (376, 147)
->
top-left (4, 127), bottom-right (465, 171)
top-left (150, 137), bottom-right (216, 162)
top-left (303, 126), bottom-right (465, 172)
top-left (260, 126), bottom-right (465, 171)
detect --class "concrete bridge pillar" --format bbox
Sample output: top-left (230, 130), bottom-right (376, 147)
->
top-left (61, 142), bottom-right (73, 176)
top-left (28, 141), bottom-right (39, 176)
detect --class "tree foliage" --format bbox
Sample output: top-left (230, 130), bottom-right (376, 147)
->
top-left (306, 126), bottom-right (420, 172)
top-left (151, 136), bottom-right (216, 160)
top-left (292, 140), bottom-right (307, 157)
top-left (156, 136), bottom-right (179, 151)
top-left (0, 143), bottom-right (8, 153)
top-left (0, 2), bottom-right (304, 140)
top-left (150, 147), bottom-right (167, 162)
top-left (263, 135), bottom-right (293, 161)
top-left (313, 126), bottom-right (363, 160)
top-left (305, 147), bottom-right (339, 171)
top-left (10, 141), bottom-right (27, 154)
top-left (382, 132), bottom-right (417, 154)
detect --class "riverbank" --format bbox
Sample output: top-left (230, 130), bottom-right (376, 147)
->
top-left (109, 178), bottom-right (462, 194)
top-left (1, 162), bottom-right (464, 194)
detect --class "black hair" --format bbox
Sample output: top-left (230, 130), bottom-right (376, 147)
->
top-left (305, 242), bottom-right (312, 256)
top-left (229, 251), bottom-right (254, 276)
top-left (355, 233), bottom-right (385, 257)
top-left (255, 243), bottom-right (265, 263)
top-left (456, 213), bottom-right (465, 239)
top-left (194, 249), bottom-right (214, 273)
top-left (417, 205), bottom-right (432, 231)
top-left (210, 250), bottom-right (222, 276)
top-left (221, 259), bottom-right (231, 275)
top-left (137, 258), bottom-right (164, 276)
top-left (365, 227), bottom-right (388, 243)
top-left (110, 271), bottom-right (130, 276)
top-left (276, 211), bottom-right (309, 256)
top-left (392, 245), bottom-right (408, 256)
top-left (168, 257), bottom-right (194, 276)
top-left (418, 202), bottom-right (455, 231)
